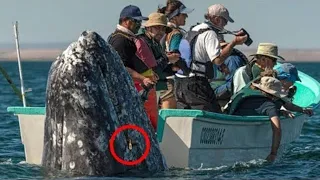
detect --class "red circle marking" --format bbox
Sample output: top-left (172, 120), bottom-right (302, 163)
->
top-left (109, 124), bottom-right (150, 166)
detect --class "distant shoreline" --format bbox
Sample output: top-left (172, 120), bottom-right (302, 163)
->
top-left (1, 48), bottom-right (320, 62)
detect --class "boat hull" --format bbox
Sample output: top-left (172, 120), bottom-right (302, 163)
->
top-left (8, 107), bottom-right (307, 169)
top-left (159, 114), bottom-right (306, 168)
top-left (17, 114), bottom-right (44, 164)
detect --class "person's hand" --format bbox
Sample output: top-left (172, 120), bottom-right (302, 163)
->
top-left (142, 77), bottom-right (156, 87)
top-left (172, 66), bottom-right (180, 72)
top-left (219, 64), bottom-right (230, 75)
top-left (166, 52), bottom-right (180, 63)
top-left (302, 108), bottom-right (314, 116)
top-left (152, 72), bottom-right (159, 81)
top-left (280, 110), bottom-right (295, 119)
top-left (266, 153), bottom-right (277, 162)
top-left (234, 29), bottom-right (246, 36)
top-left (232, 30), bottom-right (248, 45)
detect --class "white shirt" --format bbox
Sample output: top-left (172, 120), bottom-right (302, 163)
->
top-left (191, 23), bottom-right (221, 67)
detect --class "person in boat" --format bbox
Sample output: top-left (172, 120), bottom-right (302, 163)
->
top-left (210, 37), bottom-right (248, 109)
top-left (227, 76), bottom-right (314, 161)
top-left (157, 0), bottom-right (194, 109)
top-left (108, 5), bottom-right (163, 130)
top-left (232, 43), bottom-right (282, 94)
top-left (134, 12), bottom-right (180, 130)
top-left (175, 4), bottom-right (247, 112)
top-left (272, 63), bottom-right (313, 117)
top-left (108, 5), bottom-right (156, 87)
top-left (275, 63), bottom-right (301, 101)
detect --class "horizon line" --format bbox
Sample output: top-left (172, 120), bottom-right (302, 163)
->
top-left (0, 43), bottom-right (319, 50)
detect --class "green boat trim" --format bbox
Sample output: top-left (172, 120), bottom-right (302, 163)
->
top-left (6, 106), bottom-right (305, 143)
top-left (7, 106), bottom-right (45, 115)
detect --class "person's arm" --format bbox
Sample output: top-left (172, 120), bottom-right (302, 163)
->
top-left (259, 100), bottom-right (282, 161)
top-left (283, 102), bottom-right (313, 116)
top-left (213, 33), bottom-right (248, 65)
top-left (126, 67), bottom-right (145, 82)
top-left (266, 116), bottom-right (281, 162)
top-left (127, 67), bottom-right (155, 86)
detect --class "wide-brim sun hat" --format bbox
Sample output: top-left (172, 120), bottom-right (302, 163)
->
top-left (143, 12), bottom-right (172, 33)
top-left (249, 43), bottom-right (285, 61)
top-left (252, 76), bottom-right (289, 101)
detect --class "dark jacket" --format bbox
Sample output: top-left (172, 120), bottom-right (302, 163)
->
top-left (108, 30), bottom-right (149, 74)
top-left (137, 32), bottom-right (173, 90)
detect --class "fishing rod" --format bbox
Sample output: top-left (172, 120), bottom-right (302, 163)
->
top-left (12, 21), bottom-right (28, 107)
top-left (0, 22), bottom-right (31, 106)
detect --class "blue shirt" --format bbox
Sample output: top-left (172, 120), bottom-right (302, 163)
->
top-left (214, 55), bottom-right (246, 95)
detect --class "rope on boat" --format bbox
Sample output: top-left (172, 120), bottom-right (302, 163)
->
top-left (0, 64), bottom-right (31, 106)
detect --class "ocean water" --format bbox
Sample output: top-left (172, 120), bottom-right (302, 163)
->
top-left (0, 61), bottom-right (319, 179)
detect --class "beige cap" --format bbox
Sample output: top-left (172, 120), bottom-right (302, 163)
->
top-left (249, 43), bottom-right (285, 61)
top-left (207, 4), bottom-right (234, 23)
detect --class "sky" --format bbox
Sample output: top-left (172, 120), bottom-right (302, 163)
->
top-left (1, 0), bottom-right (319, 49)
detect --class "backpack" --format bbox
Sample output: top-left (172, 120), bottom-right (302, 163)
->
top-left (178, 23), bottom-right (220, 78)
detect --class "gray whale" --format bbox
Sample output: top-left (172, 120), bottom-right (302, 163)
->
top-left (42, 30), bottom-right (167, 176)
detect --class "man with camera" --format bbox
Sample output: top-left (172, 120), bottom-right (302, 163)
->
top-left (175, 4), bottom-right (248, 112)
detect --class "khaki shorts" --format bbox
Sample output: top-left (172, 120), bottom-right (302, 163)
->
top-left (158, 79), bottom-right (175, 102)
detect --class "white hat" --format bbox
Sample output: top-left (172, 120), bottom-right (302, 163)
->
top-left (207, 4), bottom-right (234, 23)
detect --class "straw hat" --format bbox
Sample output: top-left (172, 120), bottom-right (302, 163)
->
top-left (252, 76), bottom-right (288, 100)
top-left (249, 43), bottom-right (285, 61)
top-left (143, 13), bottom-right (169, 27)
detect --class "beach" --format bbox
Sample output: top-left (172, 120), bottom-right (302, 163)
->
top-left (0, 49), bottom-right (62, 61)
top-left (1, 48), bottom-right (320, 62)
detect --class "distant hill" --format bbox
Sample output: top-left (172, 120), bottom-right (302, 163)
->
top-left (0, 43), bottom-right (70, 49)
top-left (0, 43), bottom-right (319, 62)
top-left (239, 48), bottom-right (320, 62)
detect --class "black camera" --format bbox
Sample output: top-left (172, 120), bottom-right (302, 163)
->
top-left (139, 84), bottom-right (154, 102)
top-left (220, 27), bottom-right (253, 46)
top-left (287, 85), bottom-right (297, 99)
top-left (235, 28), bottom-right (253, 46)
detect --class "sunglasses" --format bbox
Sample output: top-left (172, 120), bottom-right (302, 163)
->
top-left (129, 18), bottom-right (142, 25)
